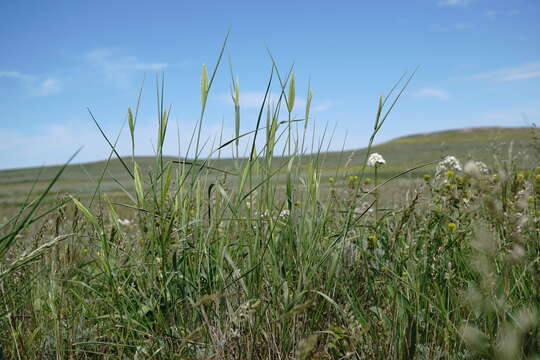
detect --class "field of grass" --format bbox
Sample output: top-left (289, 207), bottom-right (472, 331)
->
top-left (1, 48), bottom-right (539, 358)
top-left (0, 126), bottom-right (535, 218)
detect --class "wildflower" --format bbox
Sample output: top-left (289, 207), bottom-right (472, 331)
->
top-left (446, 170), bottom-right (455, 178)
top-left (509, 244), bottom-right (526, 262)
top-left (367, 153), bottom-right (386, 167)
top-left (536, 174), bottom-right (540, 182)
top-left (447, 223), bottom-right (457, 232)
top-left (328, 177), bottom-right (335, 183)
top-left (464, 160), bottom-right (489, 177)
top-left (436, 156), bottom-right (462, 176)
top-left (364, 177), bottom-right (372, 185)
top-left (423, 174), bottom-right (431, 181)
top-left (368, 235), bottom-right (377, 242)
top-left (528, 196), bottom-right (534, 204)
top-left (279, 209), bottom-right (290, 218)
top-left (118, 218), bottom-right (131, 226)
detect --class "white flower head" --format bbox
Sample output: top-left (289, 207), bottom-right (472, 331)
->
top-left (279, 209), bottom-right (290, 218)
top-left (464, 160), bottom-right (489, 176)
top-left (436, 156), bottom-right (462, 175)
top-left (367, 153), bottom-right (386, 167)
top-left (118, 219), bottom-right (132, 226)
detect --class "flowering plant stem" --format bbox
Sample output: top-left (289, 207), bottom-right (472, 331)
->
top-left (374, 164), bottom-right (379, 222)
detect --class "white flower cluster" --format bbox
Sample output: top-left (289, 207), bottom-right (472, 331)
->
top-left (367, 153), bottom-right (386, 167)
top-left (436, 156), bottom-right (462, 175)
top-left (279, 209), bottom-right (290, 218)
top-left (464, 160), bottom-right (489, 176)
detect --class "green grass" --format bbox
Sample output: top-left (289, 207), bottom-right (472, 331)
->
top-left (1, 40), bottom-right (539, 359)
top-left (0, 127), bottom-right (534, 217)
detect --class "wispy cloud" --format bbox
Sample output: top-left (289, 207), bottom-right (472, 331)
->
top-left (470, 63), bottom-right (540, 82)
top-left (0, 71), bottom-right (62, 96)
top-left (453, 23), bottom-right (473, 30)
top-left (485, 9), bottom-right (520, 18)
top-left (85, 48), bottom-right (168, 87)
top-left (35, 78), bottom-right (62, 96)
top-left (0, 118), bottom-right (231, 169)
top-left (438, 0), bottom-right (474, 7)
top-left (435, 23), bottom-right (474, 32)
top-left (413, 88), bottom-right (451, 101)
top-left (0, 71), bottom-right (32, 81)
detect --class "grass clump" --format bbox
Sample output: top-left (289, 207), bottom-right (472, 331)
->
top-left (1, 40), bottom-right (539, 359)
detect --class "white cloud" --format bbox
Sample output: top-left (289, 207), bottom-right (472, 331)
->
top-left (486, 9), bottom-right (520, 18)
top-left (433, 23), bottom-right (473, 32)
top-left (413, 88), bottom-right (451, 101)
top-left (86, 48), bottom-right (168, 87)
top-left (313, 101), bottom-right (334, 112)
top-left (470, 63), bottom-right (540, 82)
top-left (0, 71), bottom-right (32, 80)
top-left (0, 70), bottom-right (61, 96)
top-left (438, 0), bottom-right (474, 6)
top-left (34, 78), bottom-right (62, 96)
top-left (454, 23), bottom-right (473, 30)
top-left (0, 118), bottom-right (227, 170)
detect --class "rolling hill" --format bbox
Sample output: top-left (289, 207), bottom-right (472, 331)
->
top-left (0, 126), bottom-right (537, 215)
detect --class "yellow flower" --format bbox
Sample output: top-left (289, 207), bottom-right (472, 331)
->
top-left (447, 223), bottom-right (457, 232)
top-left (536, 174), bottom-right (540, 182)
top-left (423, 174), bottom-right (431, 181)
top-left (528, 196), bottom-right (534, 203)
top-left (364, 177), bottom-right (372, 185)
top-left (368, 235), bottom-right (377, 242)
top-left (328, 177), bottom-right (335, 183)
top-left (446, 170), bottom-right (454, 178)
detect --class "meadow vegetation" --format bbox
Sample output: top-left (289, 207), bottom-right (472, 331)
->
top-left (1, 39), bottom-right (539, 359)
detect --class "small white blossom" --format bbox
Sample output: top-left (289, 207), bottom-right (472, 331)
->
top-left (118, 219), bottom-right (131, 226)
top-left (367, 153), bottom-right (386, 167)
top-left (464, 160), bottom-right (489, 177)
top-left (436, 156), bottom-right (462, 175)
top-left (279, 209), bottom-right (290, 218)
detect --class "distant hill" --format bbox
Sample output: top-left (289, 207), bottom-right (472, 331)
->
top-left (0, 126), bottom-right (537, 213)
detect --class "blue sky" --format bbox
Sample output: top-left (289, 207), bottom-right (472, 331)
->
top-left (0, 0), bottom-right (539, 169)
